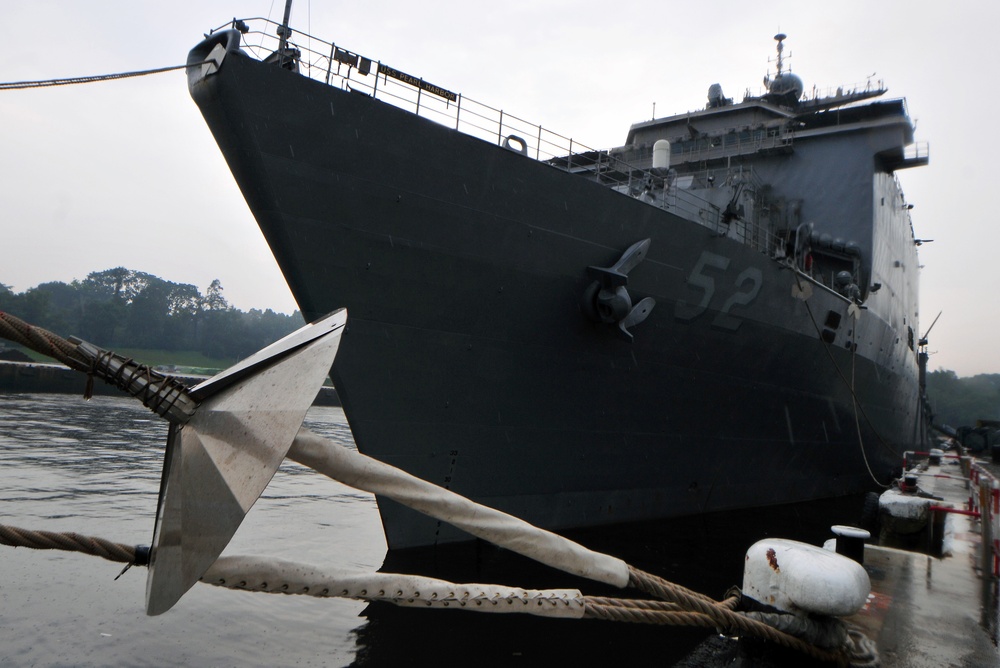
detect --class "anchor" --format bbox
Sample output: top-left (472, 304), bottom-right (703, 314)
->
top-left (582, 238), bottom-right (656, 340)
top-left (142, 310), bottom-right (346, 615)
top-left (0, 308), bottom-right (348, 615)
top-left (0, 308), bottom-right (885, 665)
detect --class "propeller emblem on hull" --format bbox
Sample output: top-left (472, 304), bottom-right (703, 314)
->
top-left (582, 238), bottom-right (656, 341)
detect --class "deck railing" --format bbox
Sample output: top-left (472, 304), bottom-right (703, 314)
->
top-left (226, 18), bottom-right (605, 164)
top-left (218, 18), bottom-right (783, 256)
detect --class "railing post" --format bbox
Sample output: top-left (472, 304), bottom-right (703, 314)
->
top-left (325, 43), bottom-right (335, 85)
top-left (981, 475), bottom-right (993, 578)
top-left (498, 110), bottom-right (504, 145)
top-left (455, 94), bottom-right (462, 130)
top-left (536, 125), bottom-right (542, 160)
top-left (993, 486), bottom-right (1000, 577)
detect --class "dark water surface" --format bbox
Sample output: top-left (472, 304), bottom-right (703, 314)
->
top-left (0, 393), bottom-right (868, 667)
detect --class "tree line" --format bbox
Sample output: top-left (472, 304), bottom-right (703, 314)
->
top-left (0, 267), bottom-right (301, 361)
top-left (925, 369), bottom-right (1000, 430)
top-left (2, 268), bottom-right (996, 426)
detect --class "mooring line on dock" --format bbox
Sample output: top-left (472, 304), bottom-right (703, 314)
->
top-left (0, 312), bottom-right (88, 372)
top-left (0, 523), bottom-right (143, 566)
top-left (0, 310), bottom-right (873, 666)
top-left (791, 270), bottom-right (896, 488)
top-left (0, 311), bottom-right (197, 418)
top-left (0, 520), bottom-right (854, 664)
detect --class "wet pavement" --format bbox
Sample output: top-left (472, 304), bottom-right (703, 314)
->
top-left (848, 454), bottom-right (1000, 667)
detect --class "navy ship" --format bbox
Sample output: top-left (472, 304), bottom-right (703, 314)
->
top-left (187, 19), bottom-right (930, 549)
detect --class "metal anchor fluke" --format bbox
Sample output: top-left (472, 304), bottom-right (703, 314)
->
top-left (145, 309), bottom-right (347, 615)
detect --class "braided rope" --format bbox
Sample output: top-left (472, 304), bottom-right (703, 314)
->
top-left (0, 62), bottom-right (208, 90)
top-left (0, 305), bottom-right (864, 665)
top-left (0, 311), bottom-right (88, 371)
top-left (0, 310), bottom-right (196, 417)
top-left (628, 567), bottom-right (847, 665)
top-left (0, 523), bottom-right (137, 564)
top-left (584, 596), bottom-right (683, 612)
top-left (584, 601), bottom-right (721, 628)
top-left (0, 522), bottom-right (858, 664)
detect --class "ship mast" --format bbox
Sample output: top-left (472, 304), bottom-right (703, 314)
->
top-left (774, 32), bottom-right (787, 76)
top-left (276, 0), bottom-right (294, 67)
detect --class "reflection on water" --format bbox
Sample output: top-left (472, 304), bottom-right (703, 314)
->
top-left (0, 393), bottom-right (868, 666)
top-left (0, 393), bottom-right (384, 667)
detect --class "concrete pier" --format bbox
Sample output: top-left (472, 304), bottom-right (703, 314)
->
top-left (846, 454), bottom-right (1000, 667)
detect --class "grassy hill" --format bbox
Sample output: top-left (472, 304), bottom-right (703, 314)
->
top-left (5, 343), bottom-right (234, 373)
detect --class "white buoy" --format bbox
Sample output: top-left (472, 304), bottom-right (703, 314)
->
top-left (743, 538), bottom-right (870, 617)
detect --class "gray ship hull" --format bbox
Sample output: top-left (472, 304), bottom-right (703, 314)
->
top-left (189, 32), bottom-right (919, 549)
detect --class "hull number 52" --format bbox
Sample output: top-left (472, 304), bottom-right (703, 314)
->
top-left (674, 251), bottom-right (762, 330)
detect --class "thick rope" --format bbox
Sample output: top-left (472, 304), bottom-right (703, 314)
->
top-left (790, 270), bottom-right (897, 487)
top-left (627, 567), bottom-right (847, 665)
top-left (0, 309), bottom-right (863, 663)
top-left (584, 600), bottom-right (719, 627)
top-left (0, 62), bottom-right (208, 90)
top-left (0, 520), bottom-right (858, 664)
top-left (0, 523), bottom-right (137, 564)
top-left (0, 311), bottom-right (89, 371)
top-left (0, 310), bottom-right (195, 417)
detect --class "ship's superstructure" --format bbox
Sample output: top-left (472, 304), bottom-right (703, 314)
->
top-left (188, 23), bottom-right (929, 548)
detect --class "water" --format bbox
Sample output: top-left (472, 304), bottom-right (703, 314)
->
top-left (0, 393), bottom-right (868, 667)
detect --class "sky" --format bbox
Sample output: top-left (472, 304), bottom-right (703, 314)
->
top-left (1, 1), bottom-right (997, 376)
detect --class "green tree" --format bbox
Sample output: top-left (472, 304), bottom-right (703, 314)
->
top-left (926, 369), bottom-right (1000, 428)
top-left (0, 283), bottom-right (17, 313)
top-left (127, 277), bottom-right (173, 348)
top-left (77, 299), bottom-right (125, 346)
top-left (203, 279), bottom-right (229, 312)
top-left (2, 268), bottom-right (301, 362)
top-left (30, 281), bottom-right (82, 334)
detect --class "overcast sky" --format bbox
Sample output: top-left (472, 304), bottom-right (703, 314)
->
top-left (2, 1), bottom-right (996, 376)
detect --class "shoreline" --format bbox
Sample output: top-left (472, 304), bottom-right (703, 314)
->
top-left (0, 360), bottom-right (340, 406)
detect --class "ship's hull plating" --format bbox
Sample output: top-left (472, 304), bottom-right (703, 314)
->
top-left (190, 42), bottom-right (919, 548)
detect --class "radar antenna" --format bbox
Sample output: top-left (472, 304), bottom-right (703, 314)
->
top-left (774, 33), bottom-right (787, 76)
top-left (764, 33), bottom-right (792, 88)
